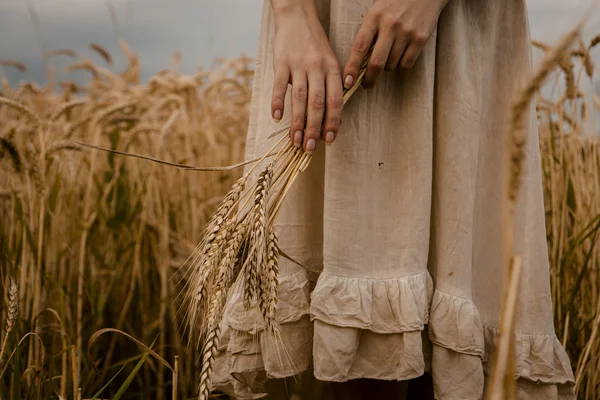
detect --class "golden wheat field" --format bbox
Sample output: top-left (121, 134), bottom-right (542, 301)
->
top-left (1, 20), bottom-right (600, 400)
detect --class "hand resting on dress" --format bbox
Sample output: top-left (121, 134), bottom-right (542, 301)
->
top-left (344, 0), bottom-right (449, 89)
top-left (271, 0), bottom-right (344, 153)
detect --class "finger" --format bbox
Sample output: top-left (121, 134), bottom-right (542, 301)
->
top-left (398, 34), bottom-right (428, 69)
top-left (271, 64), bottom-right (290, 121)
top-left (304, 68), bottom-right (326, 154)
top-left (343, 17), bottom-right (377, 89)
top-left (385, 39), bottom-right (408, 71)
top-left (363, 32), bottom-right (393, 89)
top-left (323, 67), bottom-right (343, 145)
top-left (290, 70), bottom-right (308, 147)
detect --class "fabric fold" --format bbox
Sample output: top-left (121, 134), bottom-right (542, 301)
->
top-left (211, 271), bottom-right (313, 398)
top-left (227, 270), bottom-right (311, 333)
top-left (310, 271), bottom-right (434, 333)
top-left (482, 325), bottom-right (574, 386)
top-left (309, 272), bottom-right (433, 381)
top-left (429, 290), bottom-right (485, 356)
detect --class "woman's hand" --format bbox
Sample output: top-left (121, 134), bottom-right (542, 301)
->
top-left (343, 0), bottom-right (448, 90)
top-left (271, 1), bottom-right (344, 153)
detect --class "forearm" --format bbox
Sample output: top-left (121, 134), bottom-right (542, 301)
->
top-left (270, 0), bottom-right (320, 31)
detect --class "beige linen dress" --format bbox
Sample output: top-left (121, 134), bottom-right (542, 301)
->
top-left (211, 0), bottom-right (576, 399)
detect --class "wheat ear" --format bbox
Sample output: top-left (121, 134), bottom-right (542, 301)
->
top-left (197, 218), bottom-right (249, 400)
top-left (243, 164), bottom-right (273, 309)
top-left (260, 229), bottom-right (279, 333)
top-left (0, 278), bottom-right (18, 362)
top-left (187, 177), bottom-right (245, 334)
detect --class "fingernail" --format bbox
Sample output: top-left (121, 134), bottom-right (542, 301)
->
top-left (293, 131), bottom-right (302, 146)
top-left (273, 109), bottom-right (282, 121)
top-left (305, 139), bottom-right (316, 154)
top-left (324, 131), bottom-right (335, 145)
top-left (344, 75), bottom-right (354, 88)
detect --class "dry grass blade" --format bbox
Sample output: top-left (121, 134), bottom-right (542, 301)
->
top-left (0, 332), bottom-right (45, 380)
top-left (90, 43), bottom-right (113, 65)
top-left (0, 60), bottom-right (27, 72)
top-left (87, 328), bottom-right (174, 374)
top-left (485, 257), bottom-right (523, 400)
top-left (0, 96), bottom-right (42, 128)
top-left (44, 49), bottom-right (77, 58)
top-left (74, 140), bottom-right (271, 171)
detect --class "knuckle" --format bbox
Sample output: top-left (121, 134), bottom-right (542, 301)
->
top-left (289, 55), bottom-right (303, 65)
top-left (325, 59), bottom-right (341, 72)
top-left (370, 58), bottom-right (386, 71)
top-left (413, 32), bottom-right (429, 46)
top-left (309, 93), bottom-right (325, 109)
top-left (383, 16), bottom-right (399, 31)
top-left (370, 9), bottom-right (382, 20)
top-left (274, 56), bottom-right (287, 67)
top-left (291, 117), bottom-right (305, 129)
top-left (370, 3), bottom-right (386, 18)
top-left (397, 22), bottom-right (412, 37)
top-left (307, 53), bottom-right (324, 68)
top-left (271, 97), bottom-right (284, 108)
top-left (273, 80), bottom-right (288, 92)
top-left (305, 127), bottom-right (321, 139)
top-left (326, 117), bottom-right (341, 131)
top-left (400, 58), bottom-right (415, 69)
top-left (352, 36), bottom-right (370, 54)
top-left (327, 93), bottom-right (344, 109)
top-left (293, 86), bottom-right (307, 102)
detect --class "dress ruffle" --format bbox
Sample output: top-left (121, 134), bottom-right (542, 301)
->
top-left (227, 270), bottom-right (311, 334)
top-left (212, 270), bottom-right (574, 399)
top-left (211, 271), bottom-right (313, 398)
top-left (429, 290), bottom-right (485, 356)
top-left (482, 325), bottom-right (575, 385)
top-left (309, 271), bottom-right (433, 332)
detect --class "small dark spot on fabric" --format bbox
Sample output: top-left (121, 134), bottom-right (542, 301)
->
top-left (378, 162), bottom-right (384, 170)
top-left (448, 271), bottom-right (454, 276)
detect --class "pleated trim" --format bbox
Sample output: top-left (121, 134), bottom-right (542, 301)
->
top-left (309, 271), bottom-right (434, 333)
top-left (211, 270), bottom-right (574, 399)
top-left (211, 271), bottom-right (313, 398)
top-left (482, 325), bottom-right (575, 385)
top-left (227, 270), bottom-right (311, 334)
top-left (429, 289), bottom-right (485, 356)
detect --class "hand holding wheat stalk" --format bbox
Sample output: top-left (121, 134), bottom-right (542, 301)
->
top-left (182, 50), bottom-right (372, 400)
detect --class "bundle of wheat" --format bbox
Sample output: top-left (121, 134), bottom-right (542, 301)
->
top-left (182, 52), bottom-right (371, 399)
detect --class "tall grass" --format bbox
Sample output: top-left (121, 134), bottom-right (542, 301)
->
top-left (536, 35), bottom-right (600, 400)
top-left (0, 43), bottom-right (250, 399)
top-left (0, 32), bottom-right (599, 399)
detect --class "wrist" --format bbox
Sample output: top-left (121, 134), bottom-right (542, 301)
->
top-left (271, 0), bottom-right (320, 31)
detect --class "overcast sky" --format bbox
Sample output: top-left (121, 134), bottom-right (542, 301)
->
top-left (1, 0), bottom-right (600, 85)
